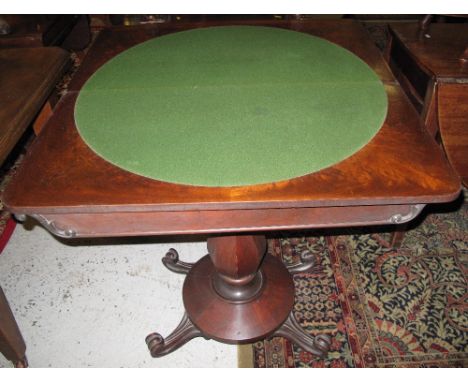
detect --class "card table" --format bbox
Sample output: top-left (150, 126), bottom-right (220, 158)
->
top-left (3, 19), bottom-right (461, 360)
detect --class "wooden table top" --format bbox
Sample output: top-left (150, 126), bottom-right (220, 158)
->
top-left (388, 22), bottom-right (468, 81)
top-left (3, 20), bottom-right (461, 237)
top-left (0, 47), bottom-right (69, 165)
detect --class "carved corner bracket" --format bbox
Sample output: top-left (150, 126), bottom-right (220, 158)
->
top-left (389, 204), bottom-right (425, 224)
top-left (14, 213), bottom-right (76, 238)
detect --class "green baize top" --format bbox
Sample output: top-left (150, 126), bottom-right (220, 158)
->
top-left (74, 26), bottom-right (388, 187)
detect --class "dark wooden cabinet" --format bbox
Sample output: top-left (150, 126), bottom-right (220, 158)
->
top-left (0, 47), bottom-right (70, 165)
top-left (0, 15), bottom-right (90, 50)
top-left (386, 22), bottom-right (468, 186)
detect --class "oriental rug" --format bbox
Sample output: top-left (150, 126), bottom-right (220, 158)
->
top-left (241, 195), bottom-right (467, 367)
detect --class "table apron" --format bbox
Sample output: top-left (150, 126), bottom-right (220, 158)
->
top-left (20, 204), bottom-right (426, 238)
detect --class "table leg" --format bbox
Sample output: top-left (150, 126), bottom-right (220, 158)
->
top-left (0, 286), bottom-right (28, 367)
top-left (390, 225), bottom-right (407, 249)
top-left (146, 312), bottom-right (204, 357)
top-left (274, 311), bottom-right (331, 357)
top-left (146, 234), bottom-right (331, 358)
top-left (286, 250), bottom-right (319, 274)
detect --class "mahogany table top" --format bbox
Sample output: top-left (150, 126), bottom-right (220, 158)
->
top-left (3, 19), bottom-right (461, 237)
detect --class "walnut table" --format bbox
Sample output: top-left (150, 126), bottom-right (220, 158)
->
top-left (3, 20), bottom-right (461, 361)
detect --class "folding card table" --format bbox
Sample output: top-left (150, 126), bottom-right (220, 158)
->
top-left (4, 20), bottom-right (460, 360)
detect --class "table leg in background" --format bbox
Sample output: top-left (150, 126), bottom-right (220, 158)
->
top-left (0, 286), bottom-right (28, 367)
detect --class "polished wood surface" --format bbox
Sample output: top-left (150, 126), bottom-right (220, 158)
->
top-left (23, 204), bottom-right (428, 238)
top-left (438, 83), bottom-right (468, 186)
top-left (388, 22), bottom-right (468, 187)
top-left (3, 20), bottom-right (460, 237)
top-left (148, 236), bottom-right (329, 357)
top-left (207, 235), bottom-right (266, 292)
top-left (388, 23), bottom-right (468, 81)
top-left (0, 47), bottom-right (69, 165)
top-left (3, 19), bottom-right (461, 361)
top-left (183, 253), bottom-right (294, 343)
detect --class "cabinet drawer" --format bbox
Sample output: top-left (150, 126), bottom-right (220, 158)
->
top-left (388, 33), bottom-right (432, 113)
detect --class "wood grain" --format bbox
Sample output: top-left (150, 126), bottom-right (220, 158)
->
top-left (388, 22), bottom-right (468, 187)
top-left (388, 23), bottom-right (468, 81)
top-left (3, 20), bottom-right (461, 237)
top-left (0, 47), bottom-right (69, 165)
top-left (438, 83), bottom-right (468, 186)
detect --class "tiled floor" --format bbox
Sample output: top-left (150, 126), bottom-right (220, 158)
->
top-left (0, 221), bottom-right (238, 367)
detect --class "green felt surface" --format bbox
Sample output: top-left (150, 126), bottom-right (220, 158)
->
top-left (74, 26), bottom-right (388, 187)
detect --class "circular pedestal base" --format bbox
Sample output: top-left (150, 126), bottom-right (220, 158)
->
top-left (183, 254), bottom-right (295, 343)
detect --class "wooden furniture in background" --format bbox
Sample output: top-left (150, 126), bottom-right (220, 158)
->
top-left (3, 19), bottom-right (460, 361)
top-left (438, 83), bottom-right (468, 185)
top-left (0, 46), bottom-right (69, 367)
top-left (0, 15), bottom-right (91, 51)
top-left (0, 47), bottom-right (70, 165)
top-left (386, 22), bottom-right (468, 186)
top-left (0, 286), bottom-right (27, 367)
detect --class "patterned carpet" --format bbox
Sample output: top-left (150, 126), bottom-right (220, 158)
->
top-left (248, 195), bottom-right (467, 367)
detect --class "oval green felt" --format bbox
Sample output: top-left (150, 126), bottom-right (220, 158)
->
top-left (74, 26), bottom-right (388, 187)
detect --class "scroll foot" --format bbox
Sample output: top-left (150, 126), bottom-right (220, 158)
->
top-left (145, 312), bottom-right (204, 357)
top-left (286, 251), bottom-right (318, 274)
top-left (274, 311), bottom-right (331, 358)
top-left (161, 248), bottom-right (194, 274)
top-left (13, 356), bottom-right (28, 368)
